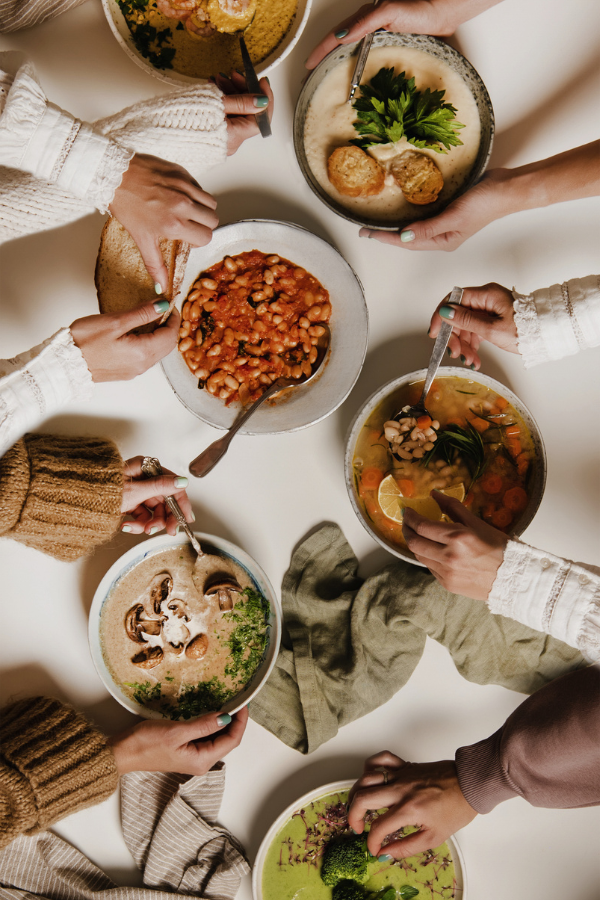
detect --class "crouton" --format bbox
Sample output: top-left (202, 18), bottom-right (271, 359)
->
top-left (390, 150), bottom-right (444, 205)
top-left (327, 146), bottom-right (385, 198)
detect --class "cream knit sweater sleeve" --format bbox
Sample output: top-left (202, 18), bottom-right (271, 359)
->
top-left (0, 51), bottom-right (227, 244)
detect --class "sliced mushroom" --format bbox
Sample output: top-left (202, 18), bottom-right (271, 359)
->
top-left (141, 619), bottom-right (162, 636)
top-left (186, 633), bottom-right (209, 660)
top-left (204, 577), bottom-right (242, 611)
top-left (148, 572), bottom-right (173, 615)
top-left (125, 604), bottom-right (147, 643)
top-left (131, 646), bottom-right (163, 668)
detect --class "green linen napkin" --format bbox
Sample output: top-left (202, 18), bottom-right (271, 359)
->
top-left (250, 524), bottom-right (584, 754)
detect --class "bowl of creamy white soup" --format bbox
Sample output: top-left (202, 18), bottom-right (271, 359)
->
top-left (89, 531), bottom-right (281, 719)
top-left (294, 33), bottom-right (494, 230)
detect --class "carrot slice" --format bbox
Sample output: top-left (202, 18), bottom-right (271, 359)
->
top-left (495, 396), bottom-right (509, 410)
top-left (416, 415), bottom-right (432, 429)
top-left (398, 479), bottom-right (415, 498)
top-left (470, 415), bottom-right (490, 434)
top-left (503, 486), bottom-right (528, 513)
top-left (446, 416), bottom-right (467, 428)
top-left (481, 473), bottom-right (503, 494)
top-left (507, 437), bottom-right (522, 458)
top-left (516, 452), bottom-right (530, 476)
top-left (492, 507), bottom-right (513, 529)
top-left (482, 502), bottom-right (496, 521)
top-left (464, 491), bottom-right (474, 508)
top-left (505, 424), bottom-right (521, 437)
top-left (361, 468), bottom-right (384, 492)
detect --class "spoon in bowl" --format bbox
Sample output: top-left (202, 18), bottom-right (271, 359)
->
top-left (189, 325), bottom-right (330, 477)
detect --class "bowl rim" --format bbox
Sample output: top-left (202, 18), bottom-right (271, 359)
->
top-left (88, 530), bottom-right (281, 719)
top-left (344, 367), bottom-right (547, 566)
top-left (293, 31), bottom-right (495, 230)
top-left (251, 778), bottom-right (467, 899)
top-left (101, 0), bottom-right (312, 85)
top-left (161, 217), bottom-right (369, 434)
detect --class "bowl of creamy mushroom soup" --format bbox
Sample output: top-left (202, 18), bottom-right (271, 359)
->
top-left (89, 532), bottom-right (281, 719)
top-left (294, 32), bottom-right (494, 230)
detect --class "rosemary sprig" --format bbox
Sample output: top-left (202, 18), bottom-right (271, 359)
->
top-left (422, 423), bottom-right (487, 484)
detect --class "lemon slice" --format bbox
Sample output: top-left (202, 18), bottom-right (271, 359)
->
top-left (377, 475), bottom-right (465, 523)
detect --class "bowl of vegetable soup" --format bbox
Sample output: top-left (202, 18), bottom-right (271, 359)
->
top-left (345, 369), bottom-right (546, 565)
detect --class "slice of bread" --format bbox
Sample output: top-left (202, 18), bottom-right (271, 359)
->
top-left (327, 145), bottom-right (385, 198)
top-left (390, 150), bottom-right (444, 205)
top-left (95, 217), bottom-right (190, 328)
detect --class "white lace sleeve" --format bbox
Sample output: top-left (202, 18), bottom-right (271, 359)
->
top-left (0, 52), bottom-right (133, 212)
top-left (488, 539), bottom-right (600, 662)
top-left (513, 274), bottom-right (600, 368)
top-left (0, 328), bottom-right (93, 457)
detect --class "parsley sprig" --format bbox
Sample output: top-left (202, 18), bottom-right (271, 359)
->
top-left (351, 67), bottom-right (465, 154)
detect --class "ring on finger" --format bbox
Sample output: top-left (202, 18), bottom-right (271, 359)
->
top-left (373, 766), bottom-right (389, 785)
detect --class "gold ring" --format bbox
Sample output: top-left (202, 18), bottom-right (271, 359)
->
top-left (374, 766), bottom-right (389, 784)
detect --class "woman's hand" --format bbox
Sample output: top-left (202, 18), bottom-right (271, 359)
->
top-left (214, 72), bottom-right (273, 155)
top-left (306, 0), bottom-right (503, 70)
top-left (107, 706), bottom-right (248, 776)
top-left (109, 153), bottom-right (219, 293)
top-left (429, 283), bottom-right (519, 368)
top-left (402, 491), bottom-right (508, 600)
top-left (360, 169), bottom-right (510, 252)
top-left (121, 456), bottom-right (194, 536)
top-left (70, 300), bottom-right (179, 382)
top-left (347, 750), bottom-right (477, 859)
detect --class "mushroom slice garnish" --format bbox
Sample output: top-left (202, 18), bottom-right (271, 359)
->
top-left (204, 578), bottom-right (242, 611)
top-left (148, 572), bottom-right (173, 616)
top-left (186, 633), bottom-right (209, 660)
top-left (131, 646), bottom-right (163, 668)
top-left (125, 604), bottom-right (147, 643)
top-left (141, 619), bottom-right (162, 637)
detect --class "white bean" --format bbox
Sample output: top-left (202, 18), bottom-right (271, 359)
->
top-left (398, 449), bottom-right (413, 460)
top-left (384, 420), bottom-right (400, 432)
top-left (423, 441), bottom-right (435, 451)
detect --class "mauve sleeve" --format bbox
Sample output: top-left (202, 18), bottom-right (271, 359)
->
top-left (455, 666), bottom-right (600, 813)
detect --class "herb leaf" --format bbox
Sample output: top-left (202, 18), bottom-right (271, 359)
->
top-left (422, 423), bottom-right (486, 485)
top-left (399, 887), bottom-right (420, 899)
top-left (351, 67), bottom-right (464, 154)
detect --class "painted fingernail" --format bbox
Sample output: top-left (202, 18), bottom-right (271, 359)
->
top-left (154, 282), bottom-right (163, 295)
top-left (154, 298), bottom-right (170, 313)
top-left (335, 28), bottom-right (349, 38)
top-left (470, 363), bottom-right (476, 370)
top-left (439, 305), bottom-right (455, 319)
top-left (217, 713), bottom-right (232, 726)
top-left (149, 526), bottom-right (161, 535)
top-left (235, 68), bottom-right (245, 76)
top-left (121, 524), bottom-right (133, 533)
top-left (254, 95), bottom-right (269, 108)
top-left (378, 854), bottom-right (393, 861)
top-left (351, 827), bottom-right (358, 834)
top-left (264, 76), bottom-right (271, 86)
top-left (174, 476), bottom-right (188, 488)
top-left (219, 71), bottom-right (229, 78)
top-left (460, 355), bottom-right (466, 364)
top-left (190, 511), bottom-right (196, 522)
top-left (446, 348), bottom-right (452, 356)
top-left (400, 230), bottom-right (415, 243)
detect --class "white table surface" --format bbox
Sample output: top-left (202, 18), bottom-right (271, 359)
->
top-left (1, 0), bottom-right (599, 896)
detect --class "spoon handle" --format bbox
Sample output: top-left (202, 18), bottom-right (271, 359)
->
top-left (419, 286), bottom-right (463, 407)
top-left (189, 378), bottom-right (286, 478)
top-left (141, 456), bottom-right (203, 556)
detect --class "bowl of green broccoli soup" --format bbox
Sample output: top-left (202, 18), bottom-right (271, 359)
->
top-left (253, 781), bottom-right (466, 899)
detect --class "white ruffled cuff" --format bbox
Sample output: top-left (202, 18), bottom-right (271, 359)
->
top-left (0, 328), bottom-right (93, 457)
top-left (488, 539), bottom-right (600, 662)
top-left (514, 275), bottom-right (600, 369)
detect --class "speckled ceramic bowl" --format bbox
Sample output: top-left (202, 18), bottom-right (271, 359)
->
top-left (102, 0), bottom-right (312, 86)
top-left (89, 531), bottom-right (281, 719)
top-left (345, 368), bottom-right (546, 566)
top-left (252, 780), bottom-right (467, 899)
top-left (294, 32), bottom-right (494, 230)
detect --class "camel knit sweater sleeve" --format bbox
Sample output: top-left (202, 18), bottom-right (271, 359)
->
top-left (0, 432), bottom-right (123, 560)
top-left (0, 696), bottom-right (118, 850)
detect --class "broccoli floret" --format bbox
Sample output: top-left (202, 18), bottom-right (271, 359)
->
top-left (332, 881), bottom-right (369, 900)
top-left (321, 835), bottom-right (369, 887)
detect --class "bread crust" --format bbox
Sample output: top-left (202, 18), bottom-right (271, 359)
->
top-left (327, 145), bottom-right (385, 198)
top-left (95, 218), bottom-right (190, 329)
top-left (390, 150), bottom-right (444, 205)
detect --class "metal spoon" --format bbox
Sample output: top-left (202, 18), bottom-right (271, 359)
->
top-left (189, 325), bottom-right (330, 477)
top-left (347, 0), bottom-right (382, 104)
top-left (141, 456), bottom-right (204, 557)
top-left (400, 286), bottom-right (463, 421)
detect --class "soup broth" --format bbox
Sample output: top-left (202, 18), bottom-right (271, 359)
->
top-left (352, 377), bottom-right (536, 553)
top-left (100, 544), bottom-right (270, 718)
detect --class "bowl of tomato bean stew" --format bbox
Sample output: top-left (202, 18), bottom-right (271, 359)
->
top-left (345, 368), bottom-right (546, 565)
top-left (162, 220), bottom-right (368, 433)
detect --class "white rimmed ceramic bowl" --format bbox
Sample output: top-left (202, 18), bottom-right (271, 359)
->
top-left (102, 0), bottom-right (312, 85)
top-left (161, 219), bottom-right (369, 434)
top-left (88, 531), bottom-right (280, 719)
top-left (294, 32), bottom-right (494, 230)
top-left (344, 368), bottom-right (547, 566)
top-left (252, 779), bottom-right (467, 899)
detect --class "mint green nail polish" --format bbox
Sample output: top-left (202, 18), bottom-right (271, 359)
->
top-left (149, 525), bottom-right (160, 535)
top-left (446, 348), bottom-right (452, 356)
top-left (470, 363), bottom-right (476, 370)
top-left (254, 95), bottom-right (269, 108)
top-left (400, 230), bottom-right (415, 243)
top-left (190, 512), bottom-right (196, 522)
top-left (460, 355), bottom-right (466, 363)
top-left (378, 854), bottom-right (393, 862)
top-left (175, 476), bottom-right (188, 488)
top-left (154, 298), bottom-right (170, 313)
top-left (121, 524), bottom-right (133, 533)
top-left (217, 713), bottom-right (232, 726)
top-left (335, 28), bottom-right (349, 38)
top-left (154, 282), bottom-right (163, 295)
top-left (439, 305), bottom-right (455, 319)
